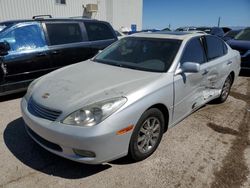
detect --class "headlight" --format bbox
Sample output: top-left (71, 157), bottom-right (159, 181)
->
top-left (62, 97), bottom-right (127, 127)
top-left (24, 78), bottom-right (40, 100)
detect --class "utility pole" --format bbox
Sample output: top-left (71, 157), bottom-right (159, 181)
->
top-left (217, 16), bottom-right (221, 27)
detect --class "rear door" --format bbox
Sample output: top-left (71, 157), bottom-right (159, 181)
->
top-left (44, 21), bottom-right (93, 69)
top-left (1, 22), bottom-right (51, 83)
top-left (173, 37), bottom-right (208, 124)
top-left (84, 21), bottom-right (117, 56)
top-left (201, 35), bottom-right (230, 102)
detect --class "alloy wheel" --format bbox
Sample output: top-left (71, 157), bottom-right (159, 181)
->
top-left (137, 117), bottom-right (161, 153)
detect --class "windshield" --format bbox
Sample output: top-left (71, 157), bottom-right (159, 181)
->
top-left (0, 22), bottom-right (14, 33)
top-left (94, 37), bottom-right (181, 72)
top-left (0, 25), bottom-right (7, 32)
top-left (225, 30), bottom-right (240, 38)
top-left (234, 28), bottom-right (250, 41)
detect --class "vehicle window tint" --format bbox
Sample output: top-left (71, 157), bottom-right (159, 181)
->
top-left (180, 38), bottom-right (205, 64)
top-left (46, 23), bottom-right (83, 45)
top-left (0, 24), bottom-right (46, 52)
top-left (85, 22), bottom-right (114, 41)
top-left (95, 37), bottom-right (181, 72)
top-left (205, 36), bottom-right (225, 60)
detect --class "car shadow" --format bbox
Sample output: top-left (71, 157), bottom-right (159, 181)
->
top-left (3, 118), bottom-right (111, 179)
top-left (109, 156), bottom-right (136, 165)
top-left (0, 91), bottom-right (26, 102)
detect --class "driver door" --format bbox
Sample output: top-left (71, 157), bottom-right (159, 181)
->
top-left (172, 37), bottom-right (208, 125)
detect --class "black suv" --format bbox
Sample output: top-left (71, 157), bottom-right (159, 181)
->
top-left (0, 17), bottom-right (117, 96)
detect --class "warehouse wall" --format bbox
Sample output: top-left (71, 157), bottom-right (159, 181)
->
top-left (112, 0), bottom-right (143, 31)
top-left (0, 0), bottom-right (142, 30)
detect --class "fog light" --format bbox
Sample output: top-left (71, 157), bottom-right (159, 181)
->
top-left (73, 149), bottom-right (96, 158)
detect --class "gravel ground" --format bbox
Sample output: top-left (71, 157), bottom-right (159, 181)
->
top-left (0, 73), bottom-right (249, 188)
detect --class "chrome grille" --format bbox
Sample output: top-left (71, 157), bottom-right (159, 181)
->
top-left (28, 97), bottom-right (62, 121)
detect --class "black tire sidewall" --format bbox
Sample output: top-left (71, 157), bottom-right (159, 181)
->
top-left (129, 108), bottom-right (165, 161)
top-left (219, 75), bottom-right (232, 103)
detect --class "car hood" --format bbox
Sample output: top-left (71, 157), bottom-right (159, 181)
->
top-left (31, 60), bottom-right (163, 112)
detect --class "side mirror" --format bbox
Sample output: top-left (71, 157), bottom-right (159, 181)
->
top-left (0, 41), bottom-right (10, 56)
top-left (181, 62), bottom-right (200, 73)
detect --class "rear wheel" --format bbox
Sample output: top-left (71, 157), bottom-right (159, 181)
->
top-left (214, 75), bottom-right (232, 103)
top-left (129, 108), bottom-right (164, 161)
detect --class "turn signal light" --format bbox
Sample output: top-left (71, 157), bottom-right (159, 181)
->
top-left (116, 125), bottom-right (134, 135)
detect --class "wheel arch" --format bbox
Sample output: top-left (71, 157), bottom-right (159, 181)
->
top-left (147, 103), bottom-right (169, 132)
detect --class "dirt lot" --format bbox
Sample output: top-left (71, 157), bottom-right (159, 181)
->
top-left (0, 73), bottom-right (249, 188)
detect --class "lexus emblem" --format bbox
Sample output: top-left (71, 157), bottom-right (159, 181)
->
top-left (42, 93), bottom-right (50, 99)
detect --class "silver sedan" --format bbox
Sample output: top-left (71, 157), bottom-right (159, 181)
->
top-left (21, 32), bottom-right (241, 164)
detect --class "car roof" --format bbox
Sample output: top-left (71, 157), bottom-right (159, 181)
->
top-left (131, 31), bottom-right (205, 40)
top-left (0, 18), bottom-right (104, 25)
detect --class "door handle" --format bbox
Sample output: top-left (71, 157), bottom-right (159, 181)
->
top-left (202, 69), bottom-right (209, 75)
top-left (227, 61), bottom-right (233, 65)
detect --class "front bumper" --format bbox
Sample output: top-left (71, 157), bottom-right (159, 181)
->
top-left (21, 98), bottom-right (132, 164)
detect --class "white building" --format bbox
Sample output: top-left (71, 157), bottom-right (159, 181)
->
top-left (0, 0), bottom-right (143, 31)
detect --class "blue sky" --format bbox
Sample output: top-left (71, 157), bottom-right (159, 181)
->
top-left (143, 0), bottom-right (250, 30)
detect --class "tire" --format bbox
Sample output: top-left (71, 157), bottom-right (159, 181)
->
top-left (214, 75), bottom-right (233, 103)
top-left (129, 108), bottom-right (165, 161)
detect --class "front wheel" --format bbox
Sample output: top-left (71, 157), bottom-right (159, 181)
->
top-left (128, 108), bottom-right (164, 161)
top-left (214, 75), bottom-right (233, 103)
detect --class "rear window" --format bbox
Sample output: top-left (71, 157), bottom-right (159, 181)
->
top-left (46, 23), bottom-right (83, 45)
top-left (85, 22), bottom-right (115, 41)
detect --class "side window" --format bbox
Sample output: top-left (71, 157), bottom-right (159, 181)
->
top-left (180, 38), bottom-right (206, 64)
top-left (205, 36), bottom-right (225, 60)
top-left (46, 23), bottom-right (83, 45)
top-left (0, 24), bottom-right (46, 52)
top-left (85, 22), bottom-right (115, 41)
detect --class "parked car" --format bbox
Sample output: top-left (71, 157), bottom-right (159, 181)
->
top-left (128, 29), bottom-right (160, 35)
top-left (0, 17), bottom-right (117, 96)
top-left (161, 28), bottom-right (171, 31)
top-left (223, 29), bottom-right (242, 41)
top-left (227, 27), bottom-right (250, 70)
top-left (187, 30), bottom-right (207, 34)
top-left (175, 27), bottom-right (197, 31)
top-left (21, 32), bottom-right (240, 164)
top-left (221, 27), bottom-right (232, 34)
top-left (196, 27), bottom-right (224, 38)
